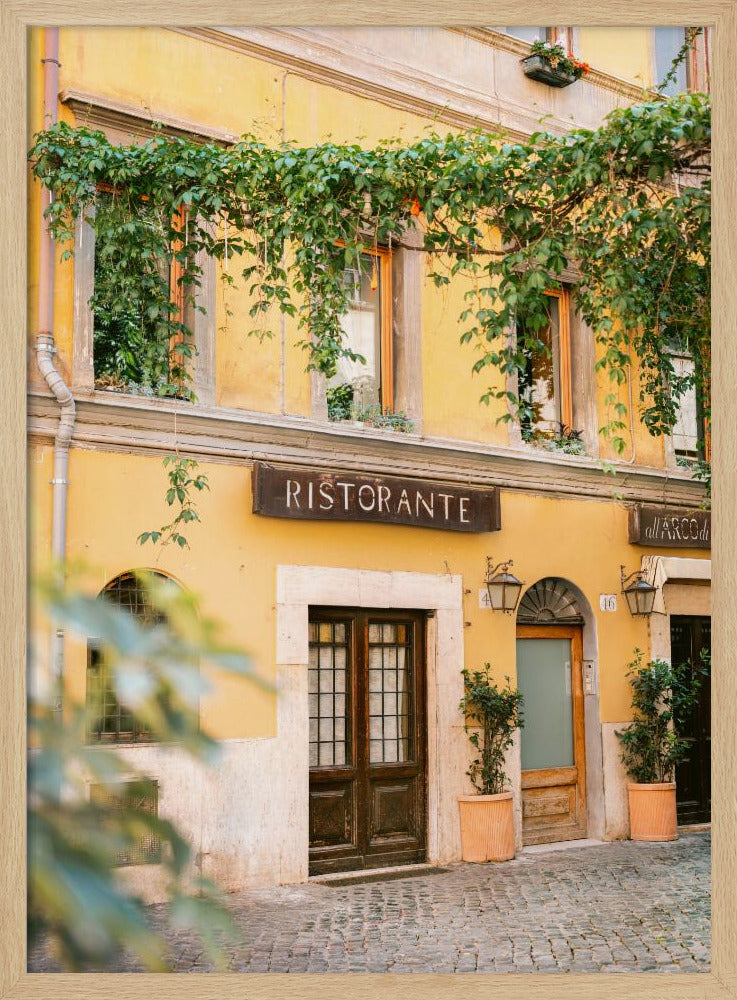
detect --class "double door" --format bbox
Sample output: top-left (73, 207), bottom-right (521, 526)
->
top-left (308, 608), bottom-right (427, 875)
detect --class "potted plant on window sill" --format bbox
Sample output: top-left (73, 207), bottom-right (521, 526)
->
top-left (458, 666), bottom-right (524, 862)
top-left (521, 423), bottom-right (586, 456)
top-left (522, 41), bottom-right (590, 89)
top-left (616, 651), bottom-right (704, 842)
top-left (326, 384), bottom-right (414, 433)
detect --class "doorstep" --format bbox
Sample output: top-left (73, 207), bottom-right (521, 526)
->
top-left (521, 838), bottom-right (606, 856)
top-left (678, 822), bottom-right (711, 834)
top-left (310, 863), bottom-right (447, 886)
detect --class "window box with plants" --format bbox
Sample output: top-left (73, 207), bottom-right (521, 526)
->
top-left (458, 667), bottom-right (524, 863)
top-left (521, 423), bottom-right (586, 456)
top-left (616, 651), bottom-right (706, 842)
top-left (522, 41), bottom-right (590, 88)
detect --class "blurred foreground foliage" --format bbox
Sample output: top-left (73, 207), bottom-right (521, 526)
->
top-left (29, 569), bottom-right (271, 971)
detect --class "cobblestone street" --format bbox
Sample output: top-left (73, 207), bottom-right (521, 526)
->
top-left (30, 829), bottom-right (710, 974)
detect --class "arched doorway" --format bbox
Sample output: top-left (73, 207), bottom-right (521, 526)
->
top-left (516, 578), bottom-right (587, 845)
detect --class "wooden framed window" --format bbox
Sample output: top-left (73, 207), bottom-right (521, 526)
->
top-left (327, 246), bottom-right (393, 416)
top-left (91, 188), bottom-right (190, 395)
top-left (669, 347), bottom-right (710, 464)
top-left (86, 571), bottom-right (169, 745)
top-left (517, 287), bottom-right (573, 437)
top-left (502, 27), bottom-right (551, 44)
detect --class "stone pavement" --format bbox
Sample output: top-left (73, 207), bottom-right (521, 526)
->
top-left (30, 829), bottom-right (710, 974)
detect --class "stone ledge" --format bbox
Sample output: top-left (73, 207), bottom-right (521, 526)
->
top-left (27, 388), bottom-right (706, 508)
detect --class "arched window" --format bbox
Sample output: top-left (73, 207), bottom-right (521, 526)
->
top-left (86, 571), bottom-right (172, 744)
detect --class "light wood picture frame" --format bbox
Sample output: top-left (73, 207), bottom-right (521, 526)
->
top-left (2, 2), bottom-right (735, 998)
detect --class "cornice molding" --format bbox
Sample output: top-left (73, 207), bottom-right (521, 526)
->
top-left (172, 26), bottom-right (524, 138)
top-left (60, 89), bottom-right (239, 145)
top-left (28, 390), bottom-right (705, 509)
top-left (172, 26), bottom-right (645, 142)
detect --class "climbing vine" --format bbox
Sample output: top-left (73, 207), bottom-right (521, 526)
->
top-left (29, 91), bottom-right (710, 462)
top-left (138, 456), bottom-right (210, 550)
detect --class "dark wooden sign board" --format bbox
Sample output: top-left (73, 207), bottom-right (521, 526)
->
top-left (628, 504), bottom-right (711, 548)
top-left (252, 463), bottom-right (501, 533)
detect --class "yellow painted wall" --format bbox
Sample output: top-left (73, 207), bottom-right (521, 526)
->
top-left (594, 340), bottom-right (668, 467)
top-left (28, 444), bottom-right (708, 742)
top-left (57, 28), bottom-right (285, 143)
top-left (578, 28), bottom-right (653, 91)
top-left (422, 260), bottom-right (509, 444)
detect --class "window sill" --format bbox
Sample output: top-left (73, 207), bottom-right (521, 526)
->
top-left (515, 433), bottom-right (588, 460)
top-left (519, 441), bottom-right (588, 459)
top-left (327, 417), bottom-right (417, 435)
top-left (29, 386), bottom-right (707, 507)
top-left (85, 738), bottom-right (156, 748)
top-left (93, 384), bottom-right (195, 404)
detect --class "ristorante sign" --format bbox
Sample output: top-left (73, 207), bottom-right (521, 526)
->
top-left (252, 463), bottom-right (501, 533)
top-left (628, 504), bottom-right (711, 549)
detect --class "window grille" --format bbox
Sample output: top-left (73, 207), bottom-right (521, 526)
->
top-left (308, 619), bottom-right (350, 767)
top-left (86, 572), bottom-right (169, 744)
top-left (89, 779), bottom-right (162, 866)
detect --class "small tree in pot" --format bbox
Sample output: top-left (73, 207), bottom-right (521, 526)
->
top-left (616, 650), bottom-right (705, 842)
top-left (458, 666), bottom-right (524, 862)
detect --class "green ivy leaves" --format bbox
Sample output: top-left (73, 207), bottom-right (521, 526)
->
top-left (138, 456), bottom-right (210, 550)
top-left (29, 93), bottom-right (710, 469)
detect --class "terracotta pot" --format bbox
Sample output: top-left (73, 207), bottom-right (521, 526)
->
top-left (458, 791), bottom-right (515, 862)
top-left (627, 782), bottom-right (678, 842)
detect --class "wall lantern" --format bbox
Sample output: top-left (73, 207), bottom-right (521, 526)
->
top-left (485, 557), bottom-right (524, 614)
top-left (620, 565), bottom-right (657, 616)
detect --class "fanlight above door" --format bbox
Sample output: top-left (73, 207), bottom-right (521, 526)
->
top-left (516, 578), bottom-right (584, 625)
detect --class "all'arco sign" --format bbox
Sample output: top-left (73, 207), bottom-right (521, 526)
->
top-left (628, 504), bottom-right (711, 549)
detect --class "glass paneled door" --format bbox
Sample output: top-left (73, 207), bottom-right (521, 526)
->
top-left (308, 608), bottom-right (427, 875)
top-left (516, 625), bottom-right (587, 845)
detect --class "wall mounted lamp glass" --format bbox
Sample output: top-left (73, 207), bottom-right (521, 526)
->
top-left (485, 557), bottom-right (524, 613)
top-left (620, 565), bottom-right (657, 616)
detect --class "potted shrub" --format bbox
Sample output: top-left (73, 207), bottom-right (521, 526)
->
top-left (458, 666), bottom-right (524, 862)
top-left (616, 651), bottom-right (703, 842)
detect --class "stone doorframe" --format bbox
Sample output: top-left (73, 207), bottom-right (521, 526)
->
top-left (642, 555), bottom-right (712, 664)
top-left (275, 565), bottom-right (468, 882)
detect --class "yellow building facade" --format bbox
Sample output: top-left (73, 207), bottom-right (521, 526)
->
top-left (28, 26), bottom-right (711, 893)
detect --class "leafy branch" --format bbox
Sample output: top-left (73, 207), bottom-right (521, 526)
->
top-left (138, 456), bottom-right (209, 550)
top-left (656, 28), bottom-right (703, 95)
top-left (30, 569), bottom-right (272, 971)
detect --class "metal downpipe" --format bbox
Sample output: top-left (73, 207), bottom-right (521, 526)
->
top-left (35, 27), bottom-right (75, 709)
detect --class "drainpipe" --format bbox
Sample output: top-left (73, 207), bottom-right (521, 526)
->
top-left (36, 27), bottom-right (75, 711)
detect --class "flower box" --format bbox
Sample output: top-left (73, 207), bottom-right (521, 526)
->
top-left (522, 54), bottom-right (577, 88)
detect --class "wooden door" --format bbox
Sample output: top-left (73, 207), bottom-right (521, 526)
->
top-left (672, 616), bottom-right (711, 825)
top-left (516, 625), bottom-right (586, 845)
top-left (308, 608), bottom-right (427, 875)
